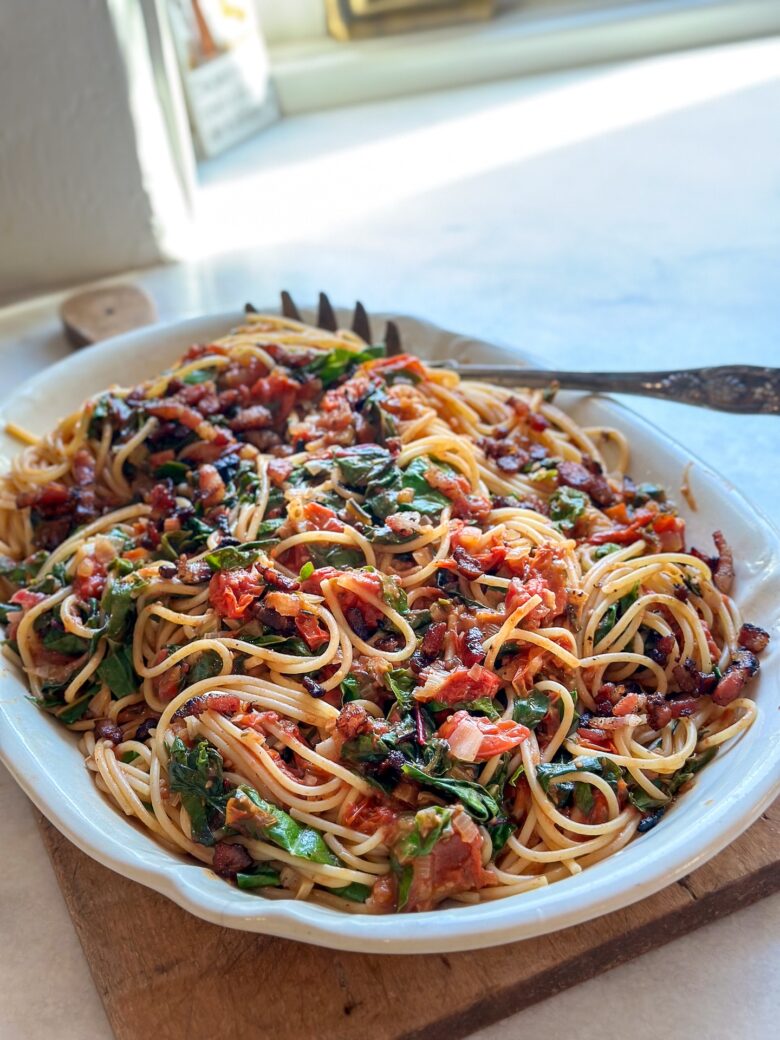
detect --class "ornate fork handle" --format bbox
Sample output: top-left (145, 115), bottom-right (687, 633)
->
top-left (430, 364), bottom-right (780, 415)
top-left (270, 294), bottom-right (778, 416)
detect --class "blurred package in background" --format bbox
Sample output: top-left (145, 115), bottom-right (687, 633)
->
top-left (325, 0), bottom-right (495, 40)
top-left (167, 0), bottom-right (278, 158)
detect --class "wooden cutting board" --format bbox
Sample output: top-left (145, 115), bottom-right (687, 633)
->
top-left (37, 802), bottom-right (778, 1040)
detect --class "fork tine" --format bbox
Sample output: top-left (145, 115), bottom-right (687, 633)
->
top-left (244, 302), bottom-right (258, 314)
top-left (384, 320), bottom-right (402, 357)
top-left (352, 301), bottom-right (372, 343)
top-left (280, 291), bottom-right (301, 321)
top-left (317, 292), bottom-right (338, 332)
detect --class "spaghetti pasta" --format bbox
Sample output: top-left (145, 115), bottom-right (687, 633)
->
top-left (0, 312), bottom-right (769, 914)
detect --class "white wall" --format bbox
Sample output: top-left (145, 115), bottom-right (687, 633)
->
top-left (0, 0), bottom-right (190, 301)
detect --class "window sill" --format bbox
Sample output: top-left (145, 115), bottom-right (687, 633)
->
top-left (268, 0), bottom-right (780, 113)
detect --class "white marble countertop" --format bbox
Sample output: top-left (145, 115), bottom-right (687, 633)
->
top-left (1, 36), bottom-right (779, 1040)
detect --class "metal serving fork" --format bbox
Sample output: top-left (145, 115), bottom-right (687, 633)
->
top-left (256, 293), bottom-right (780, 416)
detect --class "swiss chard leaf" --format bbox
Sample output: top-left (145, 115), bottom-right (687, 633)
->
top-left (169, 738), bottom-right (230, 846)
top-left (381, 575), bottom-right (408, 614)
top-left (205, 537), bottom-right (273, 572)
top-left (100, 575), bottom-right (146, 641)
top-left (394, 806), bottom-right (453, 862)
top-left (487, 819), bottom-right (514, 853)
top-left (426, 696), bottom-right (500, 721)
top-left (307, 543), bottom-right (364, 570)
top-left (512, 689), bottom-right (551, 729)
top-left (334, 445), bottom-right (394, 487)
top-left (229, 786), bottom-right (339, 865)
top-left (236, 864), bottom-right (281, 890)
top-left (400, 763), bottom-right (500, 822)
top-left (0, 550), bottom-right (47, 588)
top-left (549, 487), bottom-right (589, 533)
top-left (329, 881), bottom-right (372, 902)
top-left (594, 584), bottom-right (639, 646)
top-left (97, 644), bottom-right (137, 698)
top-left (185, 649), bottom-right (223, 687)
top-left (304, 345), bottom-right (385, 388)
top-left (383, 668), bottom-right (416, 712)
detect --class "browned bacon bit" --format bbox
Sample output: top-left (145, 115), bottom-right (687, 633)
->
top-left (421, 622), bottom-right (447, 659)
top-left (146, 399), bottom-right (207, 431)
top-left (451, 494), bottom-right (493, 525)
top-left (264, 343), bottom-right (320, 369)
top-left (712, 531), bottom-right (734, 593)
top-left (647, 633), bottom-right (675, 665)
top-left (302, 675), bottom-right (326, 698)
top-left (713, 649), bottom-right (759, 706)
top-left (72, 448), bottom-right (96, 486)
top-left (267, 458), bottom-right (293, 485)
top-left (16, 482), bottom-right (70, 515)
top-left (255, 604), bottom-right (296, 635)
top-left (228, 405), bottom-right (273, 432)
top-left (561, 459), bottom-right (615, 507)
top-left (672, 584), bottom-right (689, 602)
top-left (452, 545), bottom-right (485, 581)
top-left (461, 627), bottom-right (486, 667)
top-left (259, 566), bottom-right (299, 592)
top-left (173, 693), bottom-right (241, 719)
top-left (94, 719), bottom-right (123, 745)
top-left (198, 464), bottom-right (225, 507)
top-left (691, 530), bottom-right (735, 594)
top-left (672, 657), bottom-right (718, 696)
top-left (557, 460), bottom-right (615, 507)
top-left (738, 623), bottom-right (770, 653)
top-left (397, 807), bottom-right (495, 912)
top-left (212, 842), bottom-right (253, 879)
top-left (149, 481), bottom-right (177, 517)
top-left (177, 557), bottom-right (212, 584)
top-left (424, 466), bottom-right (471, 500)
top-left (336, 702), bottom-right (372, 740)
top-left (645, 693), bottom-right (701, 730)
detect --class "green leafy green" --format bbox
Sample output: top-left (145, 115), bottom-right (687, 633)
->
top-left (426, 696), bottom-right (500, 720)
top-left (100, 575), bottom-right (145, 641)
top-left (228, 786), bottom-right (339, 865)
top-left (593, 542), bottom-right (621, 559)
top-left (236, 864), bottom-right (281, 890)
top-left (153, 460), bottom-right (190, 481)
top-left (186, 650), bottom-right (223, 687)
top-left (241, 633), bottom-right (312, 657)
top-left (299, 561), bottom-right (314, 581)
top-left (594, 583), bottom-right (639, 646)
top-left (384, 668), bottom-right (417, 712)
top-left (549, 487), bottom-right (589, 532)
top-left (628, 747), bottom-right (717, 811)
top-left (400, 763), bottom-right (499, 822)
top-left (381, 575), bottom-right (408, 614)
top-left (512, 689), bottom-right (551, 730)
top-left (97, 645), bottom-right (137, 698)
top-left (304, 345), bottom-right (385, 388)
top-left (0, 551), bottom-right (47, 588)
top-left (182, 368), bottom-right (214, 385)
top-left (334, 445), bottom-right (394, 487)
top-left (159, 515), bottom-right (214, 561)
top-left (35, 614), bottom-right (89, 656)
top-left (55, 691), bottom-right (94, 724)
top-left (487, 819), bottom-right (514, 853)
top-left (329, 881), bottom-right (372, 903)
top-left (306, 543), bottom-right (364, 570)
top-left (340, 674), bottom-right (363, 702)
top-left (169, 738), bottom-right (230, 846)
top-left (394, 806), bottom-right (453, 861)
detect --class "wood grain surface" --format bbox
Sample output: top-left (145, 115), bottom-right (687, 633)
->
top-left (37, 801), bottom-right (778, 1040)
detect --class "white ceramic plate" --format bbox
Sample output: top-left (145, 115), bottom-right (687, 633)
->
top-left (1, 310), bottom-right (778, 953)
